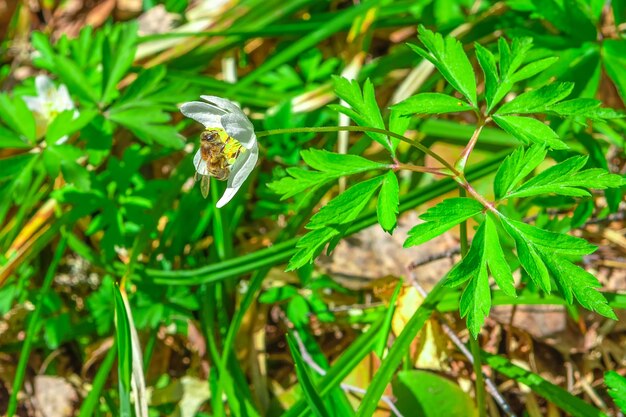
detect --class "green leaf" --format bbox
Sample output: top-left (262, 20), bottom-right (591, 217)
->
top-left (0, 94), bottom-right (36, 141)
top-left (356, 279), bottom-right (448, 417)
top-left (268, 149), bottom-right (387, 200)
top-left (474, 43), bottom-right (499, 111)
top-left (404, 198), bottom-right (483, 247)
top-left (496, 82), bottom-right (574, 115)
top-left (377, 171), bottom-right (399, 233)
top-left (375, 280), bottom-right (402, 358)
top-left (288, 172), bottom-right (395, 269)
top-left (286, 333), bottom-right (332, 417)
top-left (446, 216), bottom-right (515, 336)
top-left (52, 55), bottom-right (98, 103)
top-left (477, 38), bottom-right (556, 113)
top-left (484, 215), bottom-right (516, 297)
top-left (506, 155), bottom-right (625, 199)
top-left (392, 370), bottom-right (478, 417)
top-left (101, 22), bottom-right (138, 105)
top-left (530, 0), bottom-right (597, 42)
top-left (606, 371), bottom-right (626, 413)
top-left (259, 285), bottom-right (299, 304)
top-left (0, 154), bottom-right (36, 181)
top-left (287, 226), bottom-right (342, 271)
top-left (494, 145), bottom-right (547, 199)
top-left (510, 57), bottom-right (559, 84)
top-left (281, 317), bottom-right (384, 417)
top-left (500, 218), bottom-right (551, 292)
top-left (391, 93), bottom-right (474, 116)
top-left (547, 98), bottom-right (624, 120)
top-left (459, 263), bottom-right (490, 338)
top-left (483, 352), bottom-right (608, 417)
top-left (307, 176), bottom-right (384, 229)
top-left (500, 216), bottom-right (614, 319)
top-left (329, 77), bottom-right (392, 153)
top-left (603, 40), bottom-right (626, 103)
top-left (409, 26), bottom-right (477, 106)
top-left (45, 109), bottom-right (97, 144)
top-left (499, 37), bottom-right (534, 81)
top-left (0, 125), bottom-right (31, 149)
top-left (113, 284), bottom-right (132, 417)
top-left (109, 108), bottom-right (183, 148)
top-left (492, 115), bottom-right (568, 150)
top-left (544, 256), bottom-right (617, 319)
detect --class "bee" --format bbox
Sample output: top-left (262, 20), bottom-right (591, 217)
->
top-left (195, 130), bottom-right (242, 198)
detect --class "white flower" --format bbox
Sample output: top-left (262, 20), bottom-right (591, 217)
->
top-left (23, 75), bottom-right (76, 144)
top-left (180, 96), bottom-right (258, 208)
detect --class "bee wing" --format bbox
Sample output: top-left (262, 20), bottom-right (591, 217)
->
top-left (200, 175), bottom-right (210, 198)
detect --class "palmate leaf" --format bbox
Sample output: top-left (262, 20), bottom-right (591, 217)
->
top-left (408, 25), bottom-right (477, 107)
top-left (268, 149), bottom-right (387, 200)
top-left (500, 216), bottom-right (616, 319)
top-left (403, 198), bottom-right (483, 247)
top-left (505, 155), bottom-right (625, 199)
top-left (445, 215), bottom-right (515, 337)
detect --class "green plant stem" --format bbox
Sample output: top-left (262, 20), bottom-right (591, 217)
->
top-left (455, 121), bottom-right (487, 173)
top-left (459, 188), bottom-right (487, 417)
top-left (256, 125), bottom-right (456, 173)
top-left (394, 162), bottom-right (453, 176)
top-left (7, 236), bottom-right (67, 417)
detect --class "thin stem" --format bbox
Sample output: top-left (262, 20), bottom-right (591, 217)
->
top-left (256, 126), bottom-right (456, 173)
top-left (394, 163), bottom-right (453, 177)
top-left (455, 120), bottom-right (487, 173)
top-left (470, 336), bottom-right (487, 417)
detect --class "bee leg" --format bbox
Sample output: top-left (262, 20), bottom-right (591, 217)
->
top-left (200, 175), bottom-right (210, 198)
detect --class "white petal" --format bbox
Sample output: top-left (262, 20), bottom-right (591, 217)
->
top-left (221, 112), bottom-right (256, 148)
top-left (193, 149), bottom-right (208, 175)
top-left (216, 145), bottom-right (258, 207)
top-left (35, 75), bottom-right (55, 98)
top-left (200, 95), bottom-right (241, 113)
top-left (55, 135), bottom-right (69, 145)
top-left (216, 187), bottom-right (238, 208)
top-left (22, 96), bottom-right (43, 113)
top-left (55, 85), bottom-right (75, 111)
top-left (180, 101), bottom-right (224, 128)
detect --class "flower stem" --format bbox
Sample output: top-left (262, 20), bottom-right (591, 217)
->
top-left (394, 163), bottom-right (453, 177)
top-left (256, 125), bottom-right (456, 173)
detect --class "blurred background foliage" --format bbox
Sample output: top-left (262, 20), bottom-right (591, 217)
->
top-left (0, 0), bottom-right (625, 416)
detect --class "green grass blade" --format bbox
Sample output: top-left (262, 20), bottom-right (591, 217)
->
top-left (78, 342), bottom-right (118, 417)
top-left (232, 2), bottom-right (378, 91)
top-left (375, 280), bottom-right (403, 358)
top-left (286, 333), bottom-right (333, 417)
top-left (113, 284), bottom-right (132, 417)
top-left (6, 236), bottom-right (67, 417)
top-left (482, 351), bottom-right (608, 417)
top-left (281, 316), bottom-right (384, 417)
top-left (356, 278), bottom-right (448, 417)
